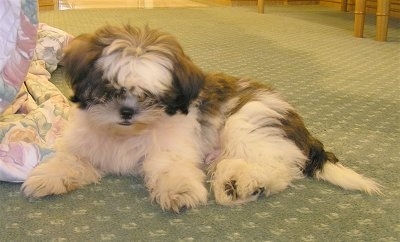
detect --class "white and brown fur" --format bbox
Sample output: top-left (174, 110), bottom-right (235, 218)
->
top-left (22, 25), bottom-right (382, 212)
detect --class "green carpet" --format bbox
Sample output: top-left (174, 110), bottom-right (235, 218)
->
top-left (1, 5), bottom-right (399, 241)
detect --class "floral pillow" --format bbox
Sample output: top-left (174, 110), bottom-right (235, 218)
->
top-left (33, 23), bottom-right (74, 73)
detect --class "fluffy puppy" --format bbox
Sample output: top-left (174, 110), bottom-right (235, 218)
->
top-left (22, 25), bottom-right (381, 212)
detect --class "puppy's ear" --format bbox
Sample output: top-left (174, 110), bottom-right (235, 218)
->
top-left (166, 55), bottom-right (204, 115)
top-left (62, 34), bottom-right (106, 107)
top-left (63, 34), bottom-right (103, 88)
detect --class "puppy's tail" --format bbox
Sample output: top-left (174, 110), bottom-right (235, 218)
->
top-left (304, 138), bottom-right (382, 195)
top-left (315, 160), bottom-right (382, 194)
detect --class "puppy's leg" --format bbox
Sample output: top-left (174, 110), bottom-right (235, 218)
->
top-left (22, 152), bottom-right (102, 198)
top-left (143, 152), bottom-right (208, 212)
top-left (211, 101), bottom-right (306, 205)
top-left (142, 114), bottom-right (208, 212)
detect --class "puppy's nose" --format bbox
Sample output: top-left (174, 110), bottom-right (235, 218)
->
top-left (120, 107), bottom-right (135, 120)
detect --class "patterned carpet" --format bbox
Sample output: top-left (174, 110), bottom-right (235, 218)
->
top-left (1, 5), bottom-right (399, 241)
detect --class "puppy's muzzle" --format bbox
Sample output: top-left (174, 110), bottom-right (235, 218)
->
top-left (119, 107), bottom-right (135, 125)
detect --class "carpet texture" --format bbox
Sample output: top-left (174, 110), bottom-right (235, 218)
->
top-left (1, 5), bottom-right (399, 241)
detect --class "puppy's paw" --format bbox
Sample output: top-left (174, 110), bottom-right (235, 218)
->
top-left (22, 176), bottom-right (72, 198)
top-left (22, 168), bottom-right (77, 198)
top-left (148, 173), bottom-right (208, 213)
top-left (212, 159), bottom-right (269, 205)
top-left (21, 160), bottom-right (99, 198)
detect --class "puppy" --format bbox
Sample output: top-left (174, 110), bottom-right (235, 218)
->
top-left (22, 25), bottom-right (381, 212)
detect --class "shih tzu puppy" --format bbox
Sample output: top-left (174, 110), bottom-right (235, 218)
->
top-left (22, 25), bottom-right (381, 212)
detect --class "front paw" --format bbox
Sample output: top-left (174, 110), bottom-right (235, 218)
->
top-left (148, 173), bottom-right (208, 213)
top-left (21, 164), bottom-right (81, 198)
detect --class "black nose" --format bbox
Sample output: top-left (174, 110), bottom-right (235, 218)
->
top-left (120, 107), bottom-right (135, 120)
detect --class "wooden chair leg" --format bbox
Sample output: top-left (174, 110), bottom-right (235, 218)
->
top-left (258, 0), bottom-right (264, 14)
top-left (354, 0), bottom-right (366, 38)
top-left (376, 0), bottom-right (390, 41)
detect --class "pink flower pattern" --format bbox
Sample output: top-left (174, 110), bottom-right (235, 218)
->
top-left (0, 142), bottom-right (37, 167)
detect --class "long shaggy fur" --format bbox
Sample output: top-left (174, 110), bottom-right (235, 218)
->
top-left (21, 25), bottom-right (382, 212)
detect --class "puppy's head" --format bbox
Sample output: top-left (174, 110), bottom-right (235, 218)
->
top-left (63, 25), bottom-right (204, 133)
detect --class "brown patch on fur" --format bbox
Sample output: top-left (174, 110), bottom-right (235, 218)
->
top-left (198, 73), bottom-right (274, 118)
top-left (279, 110), bottom-right (339, 176)
top-left (198, 73), bottom-right (237, 117)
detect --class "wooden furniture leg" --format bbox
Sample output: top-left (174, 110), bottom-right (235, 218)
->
top-left (354, 0), bottom-right (366, 37)
top-left (376, 0), bottom-right (390, 41)
top-left (341, 0), bottom-right (348, 12)
top-left (258, 0), bottom-right (264, 14)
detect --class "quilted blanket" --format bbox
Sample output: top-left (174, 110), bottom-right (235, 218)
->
top-left (0, 0), bottom-right (72, 182)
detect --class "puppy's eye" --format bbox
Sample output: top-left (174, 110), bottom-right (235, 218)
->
top-left (137, 94), bottom-right (146, 102)
top-left (137, 91), bottom-right (153, 102)
top-left (117, 87), bottom-right (127, 96)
